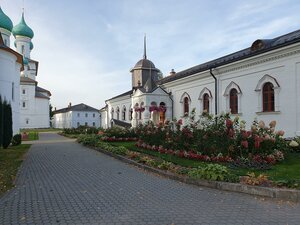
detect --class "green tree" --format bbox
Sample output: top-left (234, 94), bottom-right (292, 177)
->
top-left (0, 96), bottom-right (3, 148)
top-left (2, 100), bottom-right (12, 149)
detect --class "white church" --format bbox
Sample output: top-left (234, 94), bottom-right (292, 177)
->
top-left (0, 6), bottom-right (51, 133)
top-left (101, 31), bottom-right (300, 138)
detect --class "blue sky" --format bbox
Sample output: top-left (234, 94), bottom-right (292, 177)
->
top-left (2, 0), bottom-right (300, 109)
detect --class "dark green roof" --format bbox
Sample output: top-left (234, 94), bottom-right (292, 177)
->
top-left (0, 7), bottom-right (13, 32)
top-left (12, 13), bottom-right (34, 38)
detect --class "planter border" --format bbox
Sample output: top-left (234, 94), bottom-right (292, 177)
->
top-left (87, 144), bottom-right (300, 203)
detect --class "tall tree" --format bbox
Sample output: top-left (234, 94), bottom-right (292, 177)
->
top-left (2, 100), bottom-right (12, 149)
top-left (0, 96), bottom-right (3, 148)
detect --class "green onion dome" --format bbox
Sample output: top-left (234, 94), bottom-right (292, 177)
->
top-left (0, 7), bottom-right (13, 32)
top-left (12, 13), bottom-right (34, 38)
top-left (30, 42), bottom-right (33, 50)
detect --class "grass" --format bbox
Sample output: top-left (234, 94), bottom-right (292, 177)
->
top-left (27, 132), bottom-right (39, 141)
top-left (21, 128), bottom-right (61, 133)
top-left (112, 142), bottom-right (300, 186)
top-left (0, 144), bottom-right (31, 196)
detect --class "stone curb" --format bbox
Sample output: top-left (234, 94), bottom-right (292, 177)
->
top-left (88, 145), bottom-right (300, 203)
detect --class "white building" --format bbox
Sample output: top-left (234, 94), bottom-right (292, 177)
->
top-left (0, 7), bottom-right (23, 134)
top-left (52, 103), bottom-right (100, 129)
top-left (101, 30), bottom-right (300, 137)
top-left (0, 7), bottom-right (52, 130)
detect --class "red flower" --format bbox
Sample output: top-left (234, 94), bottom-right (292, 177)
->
top-left (241, 140), bottom-right (248, 148)
top-left (177, 119), bottom-right (183, 125)
top-left (226, 119), bottom-right (233, 128)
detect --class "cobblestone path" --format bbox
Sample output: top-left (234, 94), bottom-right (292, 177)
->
top-left (0, 133), bottom-right (299, 225)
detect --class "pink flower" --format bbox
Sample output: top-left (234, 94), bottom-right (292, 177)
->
top-left (276, 130), bottom-right (285, 136)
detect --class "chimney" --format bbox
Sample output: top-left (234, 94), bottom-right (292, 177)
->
top-left (54, 107), bottom-right (57, 111)
top-left (68, 102), bottom-right (72, 108)
top-left (169, 69), bottom-right (176, 76)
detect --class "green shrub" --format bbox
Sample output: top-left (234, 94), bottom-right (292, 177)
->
top-left (77, 134), bottom-right (99, 146)
top-left (188, 164), bottom-right (230, 181)
top-left (11, 134), bottom-right (22, 146)
top-left (157, 161), bottom-right (174, 170)
top-left (2, 100), bottom-right (12, 149)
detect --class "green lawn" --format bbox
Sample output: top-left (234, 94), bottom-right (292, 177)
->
top-left (112, 141), bottom-right (300, 185)
top-left (21, 128), bottom-right (61, 133)
top-left (27, 132), bottom-right (39, 141)
top-left (0, 144), bottom-right (31, 196)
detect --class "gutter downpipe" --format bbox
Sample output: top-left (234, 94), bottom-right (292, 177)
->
top-left (209, 68), bottom-right (218, 116)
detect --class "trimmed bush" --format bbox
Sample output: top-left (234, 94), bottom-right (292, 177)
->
top-left (11, 134), bottom-right (22, 146)
top-left (2, 100), bottom-right (12, 149)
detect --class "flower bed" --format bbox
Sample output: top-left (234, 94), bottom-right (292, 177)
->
top-left (101, 136), bottom-right (138, 142)
top-left (135, 110), bottom-right (289, 167)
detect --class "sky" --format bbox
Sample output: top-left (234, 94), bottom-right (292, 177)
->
top-left (2, 0), bottom-right (300, 110)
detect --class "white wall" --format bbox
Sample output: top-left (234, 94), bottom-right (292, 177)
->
top-left (163, 43), bottom-right (300, 137)
top-left (20, 83), bottom-right (50, 128)
top-left (0, 49), bottom-right (21, 134)
top-left (107, 95), bottom-right (132, 127)
top-left (53, 110), bottom-right (100, 129)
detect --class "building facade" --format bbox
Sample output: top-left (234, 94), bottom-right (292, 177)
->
top-left (101, 30), bottom-right (300, 137)
top-left (0, 7), bottom-right (23, 134)
top-left (52, 103), bottom-right (100, 129)
top-left (0, 6), bottom-right (51, 130)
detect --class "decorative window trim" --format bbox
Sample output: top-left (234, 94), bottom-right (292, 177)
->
top-left (255, 74), bottom-right (280, 112)
top-left (111, 108), bottom-right (114, 119)
top-left (180, 92), bottom-right (191, 117)
top-left (116, 107), bottom-right (120, 120)
top-left (122, 105), bottom-right (126, 121)
top-left (198, 87), bottom-right (212, 114)
top-left (223, 81), bottom-right (242, 114)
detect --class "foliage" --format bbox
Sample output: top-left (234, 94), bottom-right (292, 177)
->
top-left (290, 137), bottom-right (300, 152)
top-left (0, 96), bottom-right (2, 147)
top-left (63, 126), bottom-right (99, 135)
top-left (77, 134), bottom-right (129, 156)
top-left (188, 164), bottom-right (230, 181)
top-left (135, 109), bottom-right (289, 165)
top-left (2, 99), bottom-right (13, 149)
top-left (240, 172), bottom-right (272, 187)
top-left (0, 144), bottom-right (31, 196)
top-left (274, 179), bottom-right (300, 189)
top-left (157, 161), bottom-right (174, 170)
top-left (11, 134), bottom-right (22, 146)
top-left (101, 127), bottom-right (137, 138)
top-left (77, 134), bottom-right (99, 146)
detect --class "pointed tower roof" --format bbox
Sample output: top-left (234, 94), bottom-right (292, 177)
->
top-left (12, 13), bottom-right (34, 38)
top-left (131, 35), bottom-right (159, 72)
top-left (0, 6), bottom-right (13, 32)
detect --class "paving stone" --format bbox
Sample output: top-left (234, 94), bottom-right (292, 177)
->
top-left (0, 132), bottom-right (299, 224)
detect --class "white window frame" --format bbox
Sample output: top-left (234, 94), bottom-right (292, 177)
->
top-left (255, 74), bottom-right (280, 112)
top-left (223, 81), bottom-right (242, 114)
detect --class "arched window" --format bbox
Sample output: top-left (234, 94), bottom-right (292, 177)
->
top-left (116, 107), bottom-right (120, 120)
top-left (263, 82), bottom-right (274, 112)
top-left (184, 97), bottom-right (189, 116)
top-left (203, 93), bottom-right (209, 113)
top-left (111, 108), bottom-right (114, 119)
top-left (230, 88), bottom-right (238, 114)
top-left (129, 108), bottom-right (133, 121)
top-left (122, 107), bottom-right (126, 120)
top-left (159, 102), bottom-right (166, 122)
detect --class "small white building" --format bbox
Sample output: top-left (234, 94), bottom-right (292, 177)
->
top-left (52, 103), bottom-right (100, 129)
top-left (101, 30), bottom-right (300, 137)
